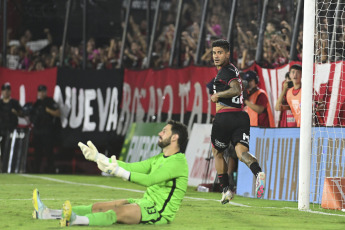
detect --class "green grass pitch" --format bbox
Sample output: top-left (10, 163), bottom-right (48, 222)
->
top-left (0, 174), bottom-right (344, 229)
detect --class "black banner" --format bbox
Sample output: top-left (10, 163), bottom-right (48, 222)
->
top-left (55, 68), bottom-right (124, 148)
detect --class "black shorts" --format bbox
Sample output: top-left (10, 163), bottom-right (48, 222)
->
top-left (211, 111), bottom-right (250, 151)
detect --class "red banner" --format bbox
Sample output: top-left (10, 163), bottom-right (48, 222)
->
top-left (123, 66), bottom-right (216, 114)
top-left (0, 67), bottom-right (57, 105)
top-left (117, 66), bottom-right (217, 135)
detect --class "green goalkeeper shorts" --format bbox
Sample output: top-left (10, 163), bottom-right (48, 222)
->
top-left (128, 198), bottom-right (168, 224)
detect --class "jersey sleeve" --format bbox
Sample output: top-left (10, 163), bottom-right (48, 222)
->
top-left (218, 66), bottom-right (238, 85)
top-left (129, 157), bottom-right (187, 187)
top-left (117, 155), bottom-right (157, 174)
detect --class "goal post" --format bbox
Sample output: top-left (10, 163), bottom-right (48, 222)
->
top-left (299, 0), bottom-right (345, 211)
top-left (298, 0), bottom-right (315, 211)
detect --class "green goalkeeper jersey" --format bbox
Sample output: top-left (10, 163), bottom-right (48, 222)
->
top-left (118, 152), bottom-right (189, 223)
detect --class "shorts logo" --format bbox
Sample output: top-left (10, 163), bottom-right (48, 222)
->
top-left (215, 139), bottom-right (227, 149)
top-left (243, 133), bottom-right (249, 142)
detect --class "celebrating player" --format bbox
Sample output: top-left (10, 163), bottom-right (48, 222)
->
top-left (32, 120), bottom-right (189, 226)
top-left (210, 39), bottom-right (266, 204)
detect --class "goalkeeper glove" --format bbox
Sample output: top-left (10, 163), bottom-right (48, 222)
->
top-left (78, 141), bottom-right (108, 162)
top-left (97, 156), bottom-right (130, 181)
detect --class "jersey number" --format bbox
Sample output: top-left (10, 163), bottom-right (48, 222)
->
top-left (145, 207), bottom-right (157, 215)
top-left (232, 95), bottom-right (243, 104)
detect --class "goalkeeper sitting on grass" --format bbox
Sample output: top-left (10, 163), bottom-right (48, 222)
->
top-left (32, 120), bottom-right (189, 226)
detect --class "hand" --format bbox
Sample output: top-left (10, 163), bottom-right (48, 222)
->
top-left (11, 109), bottom-right (18, 115)
top-left (78, 141), bottom-right (108, 162)
top-left (211, 93), bottom-right (219, 103)
top-left (282, 80), bottom-right (290, 92)
top-left (97, 156), bottom-right (130, 180)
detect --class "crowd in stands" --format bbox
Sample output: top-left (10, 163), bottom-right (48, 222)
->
top-left (2, 0), bottom-right (344, 71)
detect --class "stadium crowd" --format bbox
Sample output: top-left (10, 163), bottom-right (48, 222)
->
top-left (1, 0), bottom-right (318, 71)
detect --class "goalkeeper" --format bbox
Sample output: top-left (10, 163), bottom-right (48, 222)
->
top-left (32, 120), bottom-right (189, 226)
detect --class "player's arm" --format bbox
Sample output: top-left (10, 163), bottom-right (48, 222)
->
top-left (117, 156), bottom-right (154, 174)
top-left (211, 80), bottom-right (241, 102)
top-left (129, 158), bottom-right (187, 186)
top-left (97, 155), bottom-right (187, 186)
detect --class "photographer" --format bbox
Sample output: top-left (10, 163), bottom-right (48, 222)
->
top-left (275, 72), bottom-right (297, 127)
top-left (243, 70), bottom-right (275, 128)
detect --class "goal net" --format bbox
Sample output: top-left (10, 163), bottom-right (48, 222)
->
top-left (301, 0), bottom-right (345, 210)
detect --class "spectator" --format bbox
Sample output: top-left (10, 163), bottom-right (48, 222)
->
top-left (275, 71), bottom-right (297, 127)
top-left (243, 71), bottom-right (275, 128)
top-left (11, 28), bottom-right (53, 53)
top-left (123, 41), bottom-right (145, 69)
top-left (29, 58), bottom-right (45, 71)
top-left (285, 64), bottom-right (302, 127)
top-left (236, 23), bottom-right (257, 69)
top-left (30, 85), bottom-right (61, 173)
top-left (0, 83), bottom-right (23, 172)
top-left (181, 30), bottom-right (197, 66)
top-left (6, 42), bottom-right (20, 70)
top-left (206, 14), bottom-right (222, 39)
top-left (107, 38), bottom-right (120, 68)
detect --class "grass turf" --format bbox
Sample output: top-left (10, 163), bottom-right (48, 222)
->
top-left (0, 174), bottom-right (344, 229)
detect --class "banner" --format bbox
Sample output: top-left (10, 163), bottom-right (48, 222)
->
top-left (237, 127), bottom-right (345, 203)
top-left (119, 122), bottom-right (164, 162)
top-left (0, 67), bottom-right (57, 106)
top-left (117, 66), bottom-right (217, 136)
top-left (253, 61), bottom-right (345, 127)
top-left (185, 124), bottom-right (216, 186)
top-left (54, 68), bottom-right (124, 147)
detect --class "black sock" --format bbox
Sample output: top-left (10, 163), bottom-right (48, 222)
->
top-left (228, 173), bottom-right (235, 192)
top-left (218, 174), bottom-right (229, 191)
top-left (249, 162), bottom-right (262, 178)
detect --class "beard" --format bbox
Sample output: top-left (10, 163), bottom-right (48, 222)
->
top-left (158, 136), bottom-right (172, 149)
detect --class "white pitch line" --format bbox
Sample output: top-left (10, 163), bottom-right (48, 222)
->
top-left (20, 174), bottom-right (247, 207)
top-left (21, 174), bottom-right (145, 193)
top-left (19, 174), bottom-right (345, 216)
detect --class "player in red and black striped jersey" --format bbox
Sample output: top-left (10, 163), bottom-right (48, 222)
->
top-left (210, 39), bottom-right (266, 203)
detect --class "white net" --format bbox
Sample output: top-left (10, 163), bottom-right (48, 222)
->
top-left (311, 0), bottom-right (345, 210)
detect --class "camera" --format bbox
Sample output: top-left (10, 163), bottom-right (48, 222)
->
top-left (242, 79), bottom-right (249, 90)
top-left (288, 81), bottom-right (294, 88)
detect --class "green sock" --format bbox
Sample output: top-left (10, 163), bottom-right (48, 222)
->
top-left (72, 204), bottom-right (93, 216)
top-left (86, 210), bottom-right (117, 226)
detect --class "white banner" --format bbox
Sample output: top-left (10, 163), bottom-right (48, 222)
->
top-left (185, 124), bottom-right (217, 186)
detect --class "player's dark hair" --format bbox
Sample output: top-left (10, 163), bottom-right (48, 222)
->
top-left (212, 39), bottom-right (230, 52)
top-left (168, 120), bottom-right (188, 153)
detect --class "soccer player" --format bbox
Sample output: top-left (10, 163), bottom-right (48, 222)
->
top-left (32, 120), bottom-right (189, 226)
top-left (210, 39), bottom-right (265, 204)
